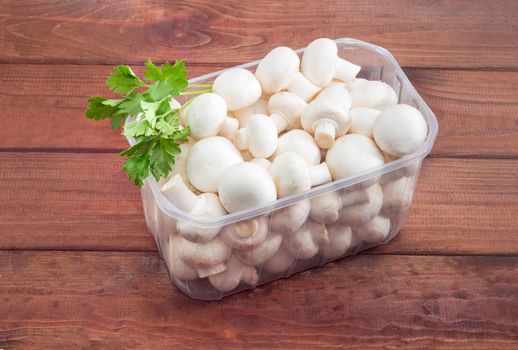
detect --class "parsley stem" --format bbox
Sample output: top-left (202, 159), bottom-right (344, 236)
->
top-left (188, 83), bottom-right (213, 88)
top-left (180, 89), bottom-right (212, 95)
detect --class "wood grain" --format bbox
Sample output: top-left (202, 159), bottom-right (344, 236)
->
top-left (1, 64), bottom-right (517, 156)
top-left (1, 251), bottom-right (517, 349)
top-left (1, 0), bottom-right (518, 68)
top-left (1, 153), bottom-right (517, 254)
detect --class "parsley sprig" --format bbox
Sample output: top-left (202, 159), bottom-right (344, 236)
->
top-left (86, 59), bottom-right (210, 187)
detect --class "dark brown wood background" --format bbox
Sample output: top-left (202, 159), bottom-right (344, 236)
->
top-left (1, 1), bottom-right (517, 348)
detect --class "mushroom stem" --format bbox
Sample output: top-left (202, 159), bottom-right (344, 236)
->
top-left (286, 72), bottom-right (322, 102)
top-left (309, 162), bottom-right (332, 187)
top-left (270, 112), bottom-right (289, 133)
top-left (161, 175), bottom-right (199, 212)
top-left (218, 116), bottom-right (239, 141)
top-left (313, 118), bottom-right (338, 149)
top-left (334, 57), bottom-right (361, 82)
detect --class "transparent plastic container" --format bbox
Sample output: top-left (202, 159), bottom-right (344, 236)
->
top-left (127, 38), bottom-right (439, 300)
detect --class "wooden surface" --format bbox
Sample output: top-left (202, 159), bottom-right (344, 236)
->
top-left (1, 0), bottom-right (517, 349)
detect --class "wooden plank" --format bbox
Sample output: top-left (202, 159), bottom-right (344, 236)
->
top-left (1, 1), bottom-right (517, 68)
top-left (1, 251), bottom-right (517, 349)
top-left (0, 153), bottom-right (517, 254)
top-left (1, 65), bottom-right (517, 156)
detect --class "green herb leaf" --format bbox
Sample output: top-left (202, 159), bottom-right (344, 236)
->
top-left (85, 97), bottom-right (120, 121)
top-left (87, 59), bottom-right (205, 187)
top-left (106, 65), bottom-right (148, 94)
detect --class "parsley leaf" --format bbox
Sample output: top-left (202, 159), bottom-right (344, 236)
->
top-left (86, 59), bottom-right (206, 187)
top-left (106, 66), bottom-right (148, 94)
top-left (86, 97), bottom-right (120, 121)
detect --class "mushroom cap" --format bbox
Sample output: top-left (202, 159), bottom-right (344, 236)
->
top-left (236, 233), bottom-right (283, 266)
top-left (233, 98), bottom-right (268, 127)
top-left (269, 152), bottom-right (311, 197)
top-left (263, 245), bottom-right (295, 274)
top-left (208, 255), bottom-right (258, 292)
top-left (283, 219), bottom-right (328, 259)
top-left (271, 199), bottom-right (310, 235)
top-left (243, 114), bottom-right (278, 158)
top-left (268, 92), bottom-right (307, 129)
top-left (176, 193), bottom-right (227, 243)
top-left (373, 104), bottom-right (428, 157)
top-left (326, 134), bottom-right (385, 180)
top-left (316, 83), bottom-right (352, 111)
top-left (184, 93), bottom-right (227, 139)
top-left (339, 184), bottom-right (383, 227)
top-left (354, 216), bottom-right (391, 243)
top-left (309, 191), bottom-right (342, 224)
top-left (255, 46), bottom-right (300, 95)
top-left (301, 38), bottom-right (337, 87)
top-left (213, 68), bottom-right (262, 111)
top-left (218, 162), bottom-right (277, 213)
top-left (274, 130), bottom-right (321, 166)
top-left (381, 176), bottom-right (414, 214)
top-left (167, 235), bottom-right (199, 280)
top-left (322, 223), bottom-right (353, 260)
top-left (350, 80), bottom-right (398, 108)
top-left (220, 216), bottom-right (270, 251)
top-left (187, 136), bottom-right (243, 193)
top-left (349, 107), bottom-right (382, 138)
top-left (301, 93), bottom-right (351, 135)
top-left (345, 78), bottom-right (367, 91)
top-left (178, 235), bottom-right (231, 267)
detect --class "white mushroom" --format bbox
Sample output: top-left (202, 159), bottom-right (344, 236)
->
top-left (233, 98), bottom-right (268, 127)
top-left (354, 216), bottom-right (391, 243)
top-left (217, 116), bottom-right (239, 141)
top-left (271, 199), bottom-right (310, 236)
top-left (339, 183), bottom-right (383, 227)
top-left (234, 114), bottom-right (278, 158)
top-left (273, 130), bottom-right (321, 166)
top-left (167, 235), bottom-right (199, 280)
top-left (220, 216), bottom-right (269, 251)
top-left (345, 78), bottom-right (367, 91)
top-left (349, 80), bottom-right (398, 109)
top-left (236, 233), bottom-right (283, 265)
top-left (183, 93), bottom-right (236, 139)
top-left (218, 162), bottom-right (277, 213)
top-left (240, 150), bottom-right (254, 162)
top-left (373, 104), bottom-right (428, 157)
top-left (381, 153), bottom-right (421, 182)
top-left (301, 87), bottom-right (352, 149)
top-left (341, 183), bottom-right (378, 207)
top-left (250, 157), bottom-right (272, 170)
top-left (286, 72), bottom-right (322, 102)
top-left (301, 38), bottom-right (361, 86)
top-left (309, 191), bottom-right (342, 224)
top-left (176, 235), bottom-right (231, 278)
top-left (263, 245), bottom-right (295, 274)
top-left (255, 46), bottom-right (300, 95)
top-left (322, 223), bottom-right (353, 260)
top-left (268, 92), bottom-right (307, 133)
top-left (381, 176), bottom-right (414, 214)
top-left (213, 68), bottom-right (262, 111)
top-left (161, 175), bottom-right (227, 242)
top-left (315, 83), bottom-right (352, 111)
top-left (283, 219), bottom-right (329, 259)
top-left (269, 152), bottom-right (331, 197)
top-left (326, 134), bottom-right (385, 180)
top-left (208, 255), bottom-right (258, 292)
top-left (186, 136), bottom-right (243, 193)
top-left (349, 107), bottom-right (382, 138)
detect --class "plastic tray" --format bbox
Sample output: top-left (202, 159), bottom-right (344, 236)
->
top-left (127, 38), bottom-right (439, 300)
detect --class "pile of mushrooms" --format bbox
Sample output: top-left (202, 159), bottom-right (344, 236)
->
top-left (158, 38), bottom-right (428, 293)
